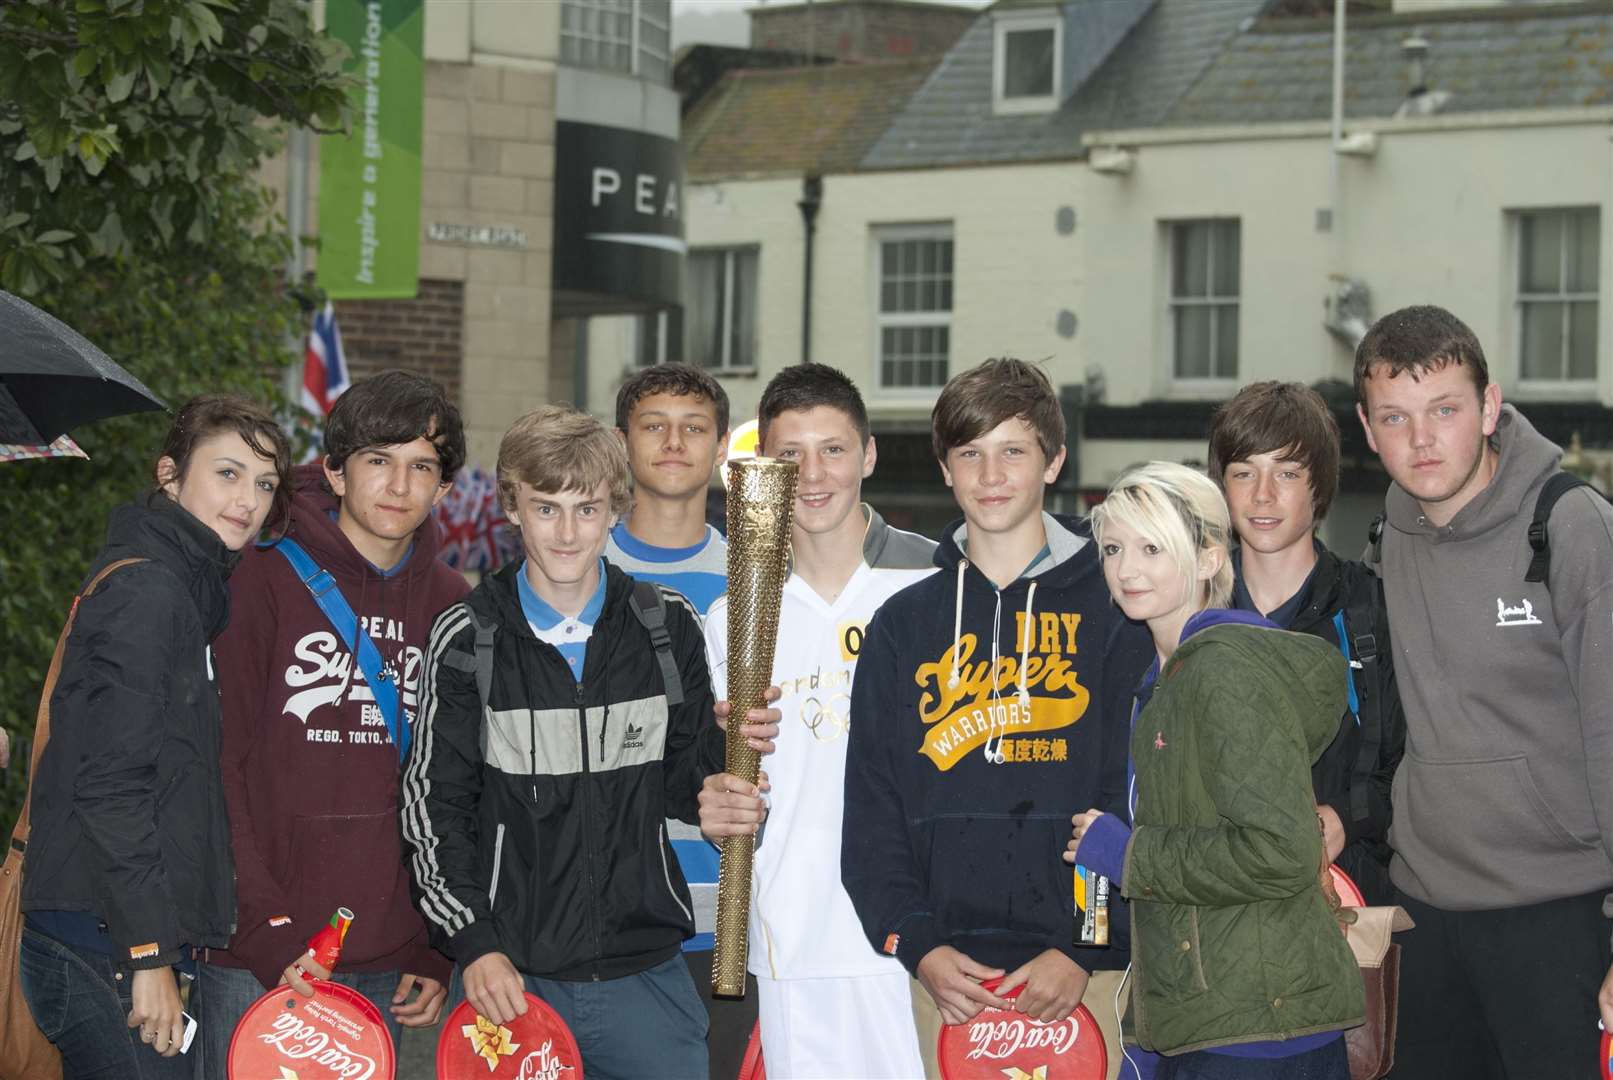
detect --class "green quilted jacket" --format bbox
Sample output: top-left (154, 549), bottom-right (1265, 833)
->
top-left (1121, 621), bottom-right (1364, 1054)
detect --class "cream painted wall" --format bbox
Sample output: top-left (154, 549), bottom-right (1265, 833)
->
top-left (424, 0), bottom-right (559, 66)
top-left (1081, 120), bottom-right (1613, 409)
top-left (594, 163), bottom-right (1089, 427)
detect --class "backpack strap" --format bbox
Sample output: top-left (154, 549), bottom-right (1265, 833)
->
top-left (1525, 472), bottom-right (1593, 584)
top-left (629, 580), bottom-right (685, 708)
top-left (271, 538), bottom-right (407, 761)
top-left (1366, 513), bottom-right (1385, 566)
top-left (13, 558), bottom-right (148, 856)
top-left (438, 608), bottom-right (498, 712)
top-left (1338, 572), bottom-right (1384, 828)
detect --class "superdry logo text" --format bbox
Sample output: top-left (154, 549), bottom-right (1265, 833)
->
top-left (913, 612), bottom-right (1089, 771)
top-left (282, 620), bottom-right (422, 745)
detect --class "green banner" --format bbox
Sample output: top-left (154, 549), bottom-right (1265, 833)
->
top-left (317, 0), bottom-right (424, 299)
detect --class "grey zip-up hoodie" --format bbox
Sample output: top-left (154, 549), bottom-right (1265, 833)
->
top-left (1373, 404), bottom-right (1613, 911)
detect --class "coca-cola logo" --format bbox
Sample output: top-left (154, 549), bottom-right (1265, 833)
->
top-left (257, 1012), bottom-right (378, 1080)
top-left (516, 1039), bottom-right (575, 1080)
top-left (964, 1013), bottom-right (1081, 1060)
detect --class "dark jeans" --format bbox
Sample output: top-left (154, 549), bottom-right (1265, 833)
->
top-left (1389, 888), bottom-right (1612, 1080)
top-left (192, 960), bottom-right (406, 1080)
top-left (449, 953), bottom-right (708, 1080)
top-left (684, 947), bottom-right (759, 1080)
top-left (1156, 1037), bottom-right (1349, 1080)
top-left (19, 927), bottom-right (193, 1080)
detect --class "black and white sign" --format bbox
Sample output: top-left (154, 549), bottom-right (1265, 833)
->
top-left (553, 121), bottom-right (684, 308)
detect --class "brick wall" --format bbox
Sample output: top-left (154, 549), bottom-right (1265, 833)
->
top-left (332, 279), bottom-right (465, 400)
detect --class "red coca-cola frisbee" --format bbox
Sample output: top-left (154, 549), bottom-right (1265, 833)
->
top-left (937, 977), bottom-right (1106, 1080)
top-left (227, 978), bottom-right (395, 1080)
top-left (1328, 864), bottom-right (1365, 908)
top-left (1600, 1028), bottom-right (1611, 1080)
top-left (436, 993), bottom-right (584, 1079)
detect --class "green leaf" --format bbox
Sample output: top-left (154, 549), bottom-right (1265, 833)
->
top-left (1, 212), bottom-right (29, 230)
top-left (41, 155), bottom-right (62, 192)
top-left (246, 23), bottom-right (267, 53)
top-left (105, 67), bottom-right (137, 103)
top-left (12, 141), bottom-right (36, 162)
top-left (36, 230), bottom-right (75, 243)
top-left (73, 50), bottom-right (98, 78)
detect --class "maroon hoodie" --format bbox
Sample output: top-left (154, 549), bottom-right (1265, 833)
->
top-left (210, 463), bottom-right (468, 989)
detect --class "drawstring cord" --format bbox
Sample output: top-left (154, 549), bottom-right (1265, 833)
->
top-left (947, 559), bottom-right (966, 690)
top-left (1018, 581), bottom-right (1037, 709)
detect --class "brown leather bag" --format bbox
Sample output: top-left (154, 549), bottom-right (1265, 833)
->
top-left (1342, 905), bottom-right (1414, 1080)
top-left (1, 558), bottom-right (146, 1080)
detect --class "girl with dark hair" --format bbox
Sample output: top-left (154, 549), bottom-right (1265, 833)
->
top-left (19, 394), bottom-right (291, 1078)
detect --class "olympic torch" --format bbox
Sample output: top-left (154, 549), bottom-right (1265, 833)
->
top-left (712, 457), bottom-right (798, 999)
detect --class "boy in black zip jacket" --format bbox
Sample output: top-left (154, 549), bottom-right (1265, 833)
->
top-left (1208, 381), bottom-right (1406, 904)
top-left (842, 359), bottom-right (1152, 1079)
top-left (401, 405), bottom-right (727, 1080)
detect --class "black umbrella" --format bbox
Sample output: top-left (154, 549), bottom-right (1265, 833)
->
top-left (0, 289), bottom-right (166, 444)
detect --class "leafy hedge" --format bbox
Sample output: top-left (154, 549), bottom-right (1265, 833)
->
top-left (0, 0), bottom-right (353, 834)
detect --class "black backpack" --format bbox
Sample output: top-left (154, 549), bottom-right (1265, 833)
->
top-left (454, 578), bottom-right (685, 709)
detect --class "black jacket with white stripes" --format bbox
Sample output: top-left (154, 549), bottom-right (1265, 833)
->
top-left (400, 558), bottom-right (724, 981)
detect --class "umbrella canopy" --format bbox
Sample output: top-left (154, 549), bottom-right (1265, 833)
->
top-left (0, 433), bottom-right (88, 464)
top-left (0, 290), bottom-right (166, 443)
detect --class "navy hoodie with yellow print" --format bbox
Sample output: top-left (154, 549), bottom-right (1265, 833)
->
top-left (842, 513), bottom-right (1153, 977)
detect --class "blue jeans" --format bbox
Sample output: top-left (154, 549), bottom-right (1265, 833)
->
top-left (192, 960), bottom-right (405, 1080)
top-left (450, 953), bottom-right (708, 1080)
top-left (19, 927), bottom-right (193, 1080)
top-left (1155, 1037), bottom-right (1349, 1080)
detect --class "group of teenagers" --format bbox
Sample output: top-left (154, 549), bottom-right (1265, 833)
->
top-left (14, 302), bottom-right (1613, 1080)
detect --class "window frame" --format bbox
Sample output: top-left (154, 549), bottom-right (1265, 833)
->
top-left (560, 0), bottom-right (671, 83)
top-left (992, 10), bottom-right (1062, 116)
top-left (684, 245), bottom-right (758, 375)
top-left (871, 222), bottom-right (955, 395)
top-left (1512, 205), bottom-right (1600, 393)
top-left (1165, 217), bottom-right (1241, 389)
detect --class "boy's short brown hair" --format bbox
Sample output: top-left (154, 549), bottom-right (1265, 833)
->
top-left (1353, 304), bottom-right (1489, 405)
top-left (931, 358), bottom-right (1065, 463)
top-left (497, 406), bottom-right (632, 517)
top-left (615, 363), bottom-right (730, 435)
top-left (1207, 381), bottom-right (1340, 520)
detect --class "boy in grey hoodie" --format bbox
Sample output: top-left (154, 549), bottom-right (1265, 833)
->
top-left (1356, 305), bottom-right (1613, 1078)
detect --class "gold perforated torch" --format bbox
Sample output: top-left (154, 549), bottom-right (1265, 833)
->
top-left (712, 457), bottom-right (798, 999)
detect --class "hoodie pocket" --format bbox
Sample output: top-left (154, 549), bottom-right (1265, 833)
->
top-left (922, 813), bottom-right (1068, 939)
top-left (288, 811), bottom-right (419, 961)
top-left (1399, 752), bottom-right (1599, 871)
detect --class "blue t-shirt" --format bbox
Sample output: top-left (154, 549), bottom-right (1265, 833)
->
top-left (603, 523), bottom-right (727, 616)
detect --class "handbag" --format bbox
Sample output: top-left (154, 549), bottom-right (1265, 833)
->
top-left (1, 557), bottom-right (145, 1080)
top-left (1342, 904), bottom-right (1413, 1080)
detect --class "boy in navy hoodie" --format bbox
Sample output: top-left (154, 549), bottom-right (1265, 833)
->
top-left (841, 358), bottom-right (1150, 1079)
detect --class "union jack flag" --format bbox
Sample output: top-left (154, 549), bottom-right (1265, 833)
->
top-left (301, 301), bottom-right (350, 417)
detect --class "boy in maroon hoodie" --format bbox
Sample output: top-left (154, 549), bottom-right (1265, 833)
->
top-left (196, 371), bottom-right (469, 1076)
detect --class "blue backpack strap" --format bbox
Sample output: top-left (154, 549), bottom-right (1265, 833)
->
top-left (1330, 610), bottom-right (1361, 723)
top-left (271, 538), bottom-right (407, 762)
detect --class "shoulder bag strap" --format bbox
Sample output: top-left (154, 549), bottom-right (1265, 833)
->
top-left (12, 557), bottom-right (148, 855)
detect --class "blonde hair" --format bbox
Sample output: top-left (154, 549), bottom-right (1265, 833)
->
top-left (1091, 461), bottom-right (1234, 611)
top-left (497, 405), bottom-right (632, 517)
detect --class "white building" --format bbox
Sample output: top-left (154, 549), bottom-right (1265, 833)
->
top-left (595, 0), bottom-right (1613, 539)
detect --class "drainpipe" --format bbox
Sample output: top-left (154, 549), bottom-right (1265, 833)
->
top-left (1328, 0), bottom-right (1344, 238)
top-left (797, 174), bottom-right (822, 365)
